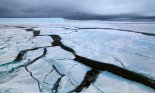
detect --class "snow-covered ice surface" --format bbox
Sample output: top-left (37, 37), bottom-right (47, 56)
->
top-left (0, 18), bottom-right (155, 93)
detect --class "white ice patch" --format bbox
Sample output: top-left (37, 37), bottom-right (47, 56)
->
top-left (46, 47), bottom-right (75, 60)
top-left (0, 68), bottom-right (40, 93)
top-left (94, 71), bottom-right (155, 93)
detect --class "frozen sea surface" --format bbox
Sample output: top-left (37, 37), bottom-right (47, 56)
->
top-left (0, 18), bottom-right (155, 93)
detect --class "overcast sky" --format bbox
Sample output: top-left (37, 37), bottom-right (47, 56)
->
top-left (0, 0), bottom-right (155, 18)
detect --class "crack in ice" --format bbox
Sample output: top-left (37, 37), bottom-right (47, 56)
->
top-left (25, 66), bottom-right (42, 92)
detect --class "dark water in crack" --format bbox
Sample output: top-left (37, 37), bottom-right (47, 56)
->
top-left (71, 69), bottom-right (100, 92)
top-left (33, 31), bottom-right (40, 36)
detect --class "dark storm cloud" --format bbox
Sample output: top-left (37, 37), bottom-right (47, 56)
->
top-left (0, 0), bottom-right (155, 18)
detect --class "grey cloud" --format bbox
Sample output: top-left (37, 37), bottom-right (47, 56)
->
top-left (0, 0), bottom-right (155, 19)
